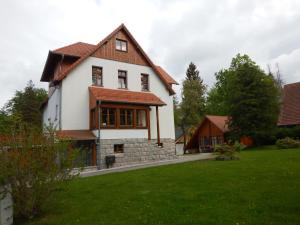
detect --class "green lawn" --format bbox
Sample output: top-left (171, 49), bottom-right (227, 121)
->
top-left (23, 148), bottom-right (300, 225)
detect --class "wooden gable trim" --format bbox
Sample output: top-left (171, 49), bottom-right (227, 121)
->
top-left (54, 24), bottom-right (175, 95)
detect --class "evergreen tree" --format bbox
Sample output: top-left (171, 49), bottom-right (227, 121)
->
top-left (180, 62), bottom-right (206, 147)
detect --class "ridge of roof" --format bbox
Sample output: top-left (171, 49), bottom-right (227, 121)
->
top-left (52, 24), bottom-right (175, 95)
top-left (53, 42), bottom-right (96, 57)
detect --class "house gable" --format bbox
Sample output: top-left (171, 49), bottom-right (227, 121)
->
top-left (92, 29), bottom-right (151, 67)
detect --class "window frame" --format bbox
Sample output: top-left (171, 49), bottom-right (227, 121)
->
top-left (141, 73), bottom-right (149, 91)
top-left (100, 107), bottom-right (116, 128)
top-left (136, 109), bottom-right (147, 128)
top-left (114, 144), bottom-right (124, 154)
top-left (92, 66), bottom-right (103, 86)
top-left (90, 105), bottom-right (150, 130)
top-left (119, 108), bottom-right (134, 128)
top-left (115, 39), bottom-right (128, 52)
top-left (118, 70), bottom-right (127, 89)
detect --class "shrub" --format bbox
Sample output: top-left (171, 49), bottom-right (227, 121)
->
top-left (214, 141), bottom-right (246, 160)
top-left (276, 137), bottom-right (300, 149)
top-left (0, 125), bottom-right (81, 220)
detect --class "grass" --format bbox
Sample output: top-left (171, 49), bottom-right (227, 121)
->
top-left (23, 147), bottom-right (300, 225)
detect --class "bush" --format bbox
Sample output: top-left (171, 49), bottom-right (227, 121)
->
top-left (0, 125), bottom-right (81, 220)
top-left (214, 141), bottom-right (246, 160)
top-left (276, 137), bottom-right (300, 149)
top-left (276, 126), bottom-right (300, 140)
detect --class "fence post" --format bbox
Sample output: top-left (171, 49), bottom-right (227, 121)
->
top-left (0, 186), bottom-right (13, 225)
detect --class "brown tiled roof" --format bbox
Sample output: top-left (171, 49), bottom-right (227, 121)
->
top-left (278, 82), bottom-right (300, 126)
top-left (41, 24), bottom-right (176, 95)
top-left (54, 42), bottom-right (96, 57)
top-left (56, 130), bottom-right (96, 140)
top-left (155, 66), bottom-right (178, 85)
top-left (89, 86), bottom-right (166, 106)
top-left (185, 115), bottom-right (229, 149)
top-left (206, 115), bottom-right (229, 132)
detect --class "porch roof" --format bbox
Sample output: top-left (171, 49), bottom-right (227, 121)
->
top-left (89, 86), bottom-right (166, 107)
top-left (56, 130), bottom-right (96, 140)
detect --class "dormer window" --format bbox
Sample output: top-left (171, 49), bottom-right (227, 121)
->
top-left (116, 39), bottom-right (127, 52)
top-left (92, 66), bottom-right (103, 86)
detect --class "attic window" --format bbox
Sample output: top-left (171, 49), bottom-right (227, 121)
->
top-left (116, 39), bottom-right (127, 52)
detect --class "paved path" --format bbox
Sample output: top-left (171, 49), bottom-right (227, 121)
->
top-left (80, 153), bottom-right (214, 177)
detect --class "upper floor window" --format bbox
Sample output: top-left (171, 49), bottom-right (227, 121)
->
top-left (118, 70), bottom-right (127, 89)
top-left (92, 66), bottom-right (103, 86)
top-left (116, 39), bottom-right (127, 52)
top-left (141, 74), bottom-right (149, 91)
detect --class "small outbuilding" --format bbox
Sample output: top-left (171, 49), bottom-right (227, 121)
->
top-left (185, 115), bottom-right (229, 152)
top-left (278, 82), bottom-right (300, 127)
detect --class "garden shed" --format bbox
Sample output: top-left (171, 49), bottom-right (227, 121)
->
top-left (185, 115), bottom-right (229, 152)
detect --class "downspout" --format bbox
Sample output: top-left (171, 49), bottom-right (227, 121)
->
top-left (97, 100), bottom-right (101, 170)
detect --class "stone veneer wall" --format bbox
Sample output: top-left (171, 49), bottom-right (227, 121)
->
top-left (98, 138), bottom-right (177, 169)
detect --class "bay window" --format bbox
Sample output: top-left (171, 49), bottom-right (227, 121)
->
top-left (91, 106), bottom-right (149, 129)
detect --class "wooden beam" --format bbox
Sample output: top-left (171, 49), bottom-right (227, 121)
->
top-left (156, 106), bottom-right (160, 145)
top-left (147, 108), bottom-right (151, 140)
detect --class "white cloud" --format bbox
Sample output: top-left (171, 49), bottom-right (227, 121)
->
top-left (0, 0), bottom-right (299, 106)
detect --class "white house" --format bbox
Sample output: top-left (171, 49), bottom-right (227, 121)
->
top-left (40, 24), bottom-right (178, 168)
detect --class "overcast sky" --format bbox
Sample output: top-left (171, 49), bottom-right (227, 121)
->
top-left (0, 0), bottom-right (300, 106)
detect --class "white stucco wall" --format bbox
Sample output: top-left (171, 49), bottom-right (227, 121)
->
top-left (92, 129), bottom-right (148, 139)
top-left (42, 86), bottom-right (61, 129)
top-left (60, 57), bottom-right (175, 139)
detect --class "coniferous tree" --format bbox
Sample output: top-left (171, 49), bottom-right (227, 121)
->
top-left (180, 62), bottom-right (206, 148)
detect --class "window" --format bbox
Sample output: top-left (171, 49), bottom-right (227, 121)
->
top-left (136, 109), bottom-right (147, 127)
top-left (118, 70), bottom-right (127, 89)
top-left (141, 74), bottom-right (149, 91)
top-left (90, 106), bottom-right (150, 129)
top-left (120, 109), bottom-right (133, 127)
top-left (101, 108), bottom-right (116, 127)
top-left (114, 144), bottom-right (124, 153)
top-left (92, 66), bottom-right (103, 86)
top-left (116, 39), bottom-right (127, 52)
top-left (212, 136), bottom-right (217, 146)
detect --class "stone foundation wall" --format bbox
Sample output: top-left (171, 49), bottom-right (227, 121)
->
top-left (98, 138), bottom-right (177, 169)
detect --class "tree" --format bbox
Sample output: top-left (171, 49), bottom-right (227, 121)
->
top-left (205, 69), bottom-right (232, 115)
top-left (3, 80), bottom-right (47, 130)
top-left (226, 54), bottom-right (280, 144)
top-left (0, 124), bottom-right (81, 220)
top-left (180, 62), bottom-right (206, 148)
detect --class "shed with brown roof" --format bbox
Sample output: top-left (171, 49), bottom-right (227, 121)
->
top-left (186, 115), bottom-right (229, 152)
top-left (278, 82), bottom-right (300, 126)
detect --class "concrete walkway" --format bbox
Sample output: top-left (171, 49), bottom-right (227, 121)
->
top-left (80, 153), bottom-right (214, 177)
